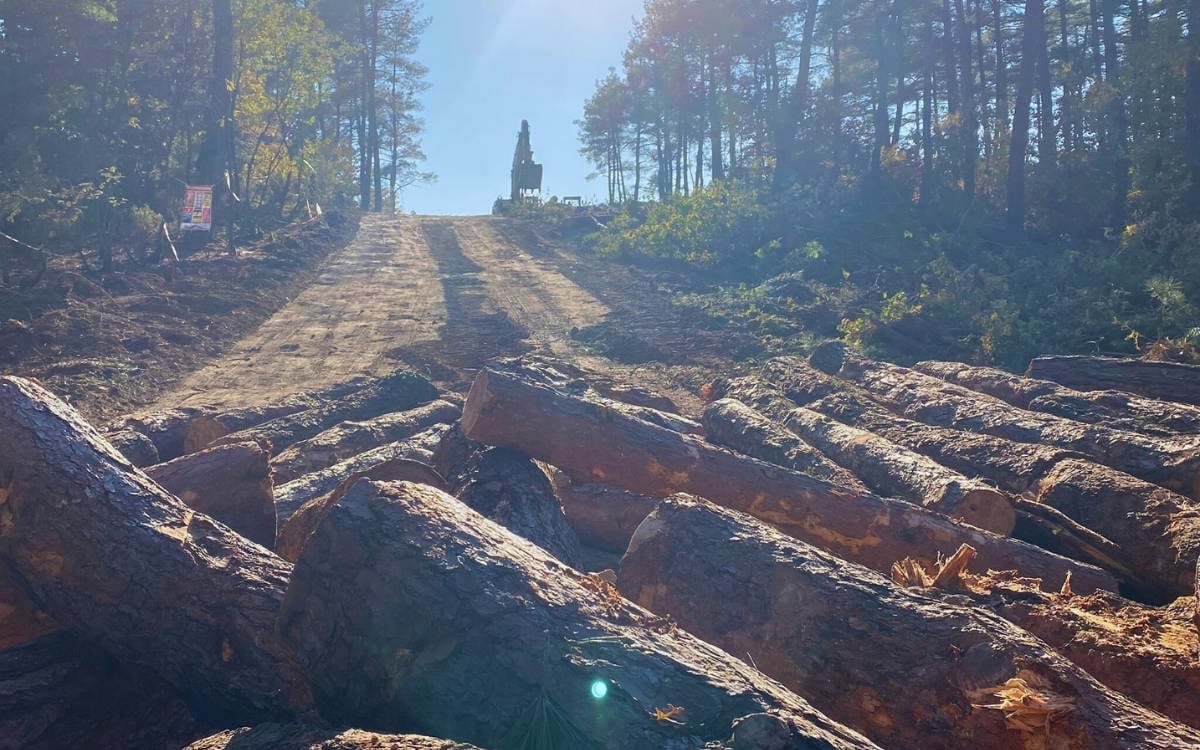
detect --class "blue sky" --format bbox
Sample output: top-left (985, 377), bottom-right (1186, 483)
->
top-left (399, 0), bottom-right (645, 215)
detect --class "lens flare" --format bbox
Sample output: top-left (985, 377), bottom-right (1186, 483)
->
top-left (589, 678), bottom-right (608, 700)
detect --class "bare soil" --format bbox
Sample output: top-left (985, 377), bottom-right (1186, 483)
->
top-left (2, 213), bottom-right (753, 421)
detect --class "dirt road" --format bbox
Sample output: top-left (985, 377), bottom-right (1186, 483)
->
top-left (156, 214), bottom-right (733, 413)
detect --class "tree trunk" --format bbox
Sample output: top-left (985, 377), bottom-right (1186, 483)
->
top-left (274, 424), bottom-right (450, 525)
top-left (780, 405), bottom-right (1015, 534)
top-left (0, 377), bottom-right (311, 724)
top-left (797, 388), bottom-right (1200, 603)
top-left (103, 427), bottom-right (160, 467)
top-left (185, 725), bottom-right (483, 750)
top-left (270, 400), bottom-right (461, 483)
top-left (915, 359), bottom-right (1200, 436)
top-left (278, 479), bottom-right (877, 748)
top-left (463, 359), bottom-right (1116, 592)
top-left (145, 441), bottom-right (276, 548)
top-left (618, 497), bottom-right (1200, 750)
top-left (1187, 0), bottom-right (1200, 217)
top-left (701, 398), bottom-right (870, 493)
top-left (1006, 0), bottom-right (1040, 231)
top-left (549, 477), bottom-right (660, 555)
top-left (103, 406), bottom-right (212, 464)
top-left (1027, 355), bottom-right (1200, 405)
top-left (813, 344), bottom-right (1200, 501)
top-left (212, 370), bottom-right (437, 453)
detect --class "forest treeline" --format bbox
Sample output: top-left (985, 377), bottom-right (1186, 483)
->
top-left (578, 0), bottom-right (1200, 367)
top-left (0, 0), bottom-right (429, 271)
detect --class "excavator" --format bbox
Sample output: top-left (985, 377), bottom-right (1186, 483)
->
top-left (493, 120), bottom-right (543, 214)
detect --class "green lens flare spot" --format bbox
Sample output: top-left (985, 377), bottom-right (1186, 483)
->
top-left (590, 679), bottom-right (608, 700)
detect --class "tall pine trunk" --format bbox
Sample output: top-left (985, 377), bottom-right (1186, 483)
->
top-left (1007, 0), bottom-right (1042, 231)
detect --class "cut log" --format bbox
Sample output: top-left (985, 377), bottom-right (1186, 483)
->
top-left (781, 405), bottom-right (1014, 533)
top-left (211, 369), bottom-right (438, 453)
top-left (523, 354), bottom-right (681, 413)
top-left (551, 478), bottom-right (660, 554)
top-left (276, 457), bottom-right (448, 563)
top-left (271, 399), bottom-right (461, 484)
top-left (0, 376), bottom-right (311, 724)
top-left (182, 375), bottom-right (380, 453)
top-left (463, 358), bottom-right (1116, 593)
top-left (103, 406), bottom-right (210, 464)
top-left (278, 479), bottom-right (878, 749)
top-left (618, 496), bottom-right (1200, 750)
top-left (797, 388), bottom-right (1200, 603)
top-left (976, 580), bottom-right (1200, 731)
top-left (1007, 498), bottom-right (1137, 583)
top-left (184, 724), bottom-right (482, 750)
top-left (0, 632), bottom-right (202, 750)
top-left (812, 344), bottom-right (1200, 500)
top-left (700, 398), bottom-right (870, 493)
top-left (145, 441), bottom-right (276, 548)
top-left (1027, 354), bottom-right (1200, 406)
top-left (103, 428), bottom-right (160, 467)
top-left (273, 424), bottom-right (450, 525)
top-left (0, 561), bottom-right (60, 651)
top-left (452, 446), bottom-right (582, 567)
top-left (916, 359), bottom-right (1200, 437)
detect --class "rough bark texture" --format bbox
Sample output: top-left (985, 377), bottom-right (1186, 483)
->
top-left (452, 446), bottom-right (582, 567)
top-left (0, 632), bottom-right (203, 750)
top-left (981, 586), bottom-right (1200, 730)
top-left (464, 359), bottom-right (1115, 593)
top-left (182, 375), bottom-right (380, 454)
top-left (812, 343), bottom-right (1200, 501)
top-left (184, 724), bottom-right (481, 750)
top-left (278, 480), bottom-right (878, 750)
top-left (542, 356), bottom-right (681, 413)
top-left (800, 389), bottom-right (1200, 602)
top-left (1008, 498), bottom-right (1138, 584)
top-left (276, 457), bottom-right (448, 563)
top-left (273, 424), bottom-right (450, 525)
top-left (0, 376), bottom-right (312, 724)
top-left (1027, 355), bottom-right (1200, 406)
top-left (145, 441), bottom-right (277, 548)
top-left (917, 359), bottom-right (1200, 437)
top-left (782, 406), bottom-right (1014, 534)
top-left (211, 369), bottom-right (438, 453)
top-left (0, 561), bottom-right (59, 651)
top-left (701, 398), bottom-right (870, 493)
top-left (618, 497), bottom-right (1200, 750)
top-left (552, 479), bottom-right (661, 554)
top-left (271, 400), bottom-right (461, 483)
top-left (103, 406), bottom-right (210, 464)
top-left (103, 428), bottom-right (160, 467)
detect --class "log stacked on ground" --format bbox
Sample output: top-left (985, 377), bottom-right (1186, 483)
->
top-left (273, 424), bottom-right (450, 524)
top-left (270, 399), bottom-right (462, 483)
top-left (0, 376), bottom-right (311, 724)
top-left (700, 398), bottom-right (870, 493)
top-left (916, 360), bottom-right (1200, 437)
top-left (811, 343), bottom-right (1200, 500)
top-left (0, 561), bottom-right (60, 650)
top-left (551, 478), bottom-right (663, 554)
top-left (618, 496), bottom-right (1200, 749)
top-left (463, 358), bottom-right (1116, 593)
top-left (103, 406), bottom-right (209, 464)
top-left (211, 369), bottom-right (438, 453)
top-left (278, 479), bottom-right (878, 749)
top-left (145, 441), bottom-right (276, 548)
top-left (792, 384), bottom-right (1200, 603)
top-left (103, 428), bottom-right (160, 466)
top-left (1027, 355), bottom-right (1200, 406)
top-left (185, 725), bottom-right (483, 750)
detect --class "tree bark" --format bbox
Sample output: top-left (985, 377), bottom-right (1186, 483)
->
top-left (274, 424), bottom-right (450, 525)
top-left (145, 441), bottom-right (277, 548)
top-left (701, 398), bottom-right (870, 494)
top-left (779, 405), bottom-right (1015, 534)
top-left (799, 389), bottom-right (1200, 603)
top-left (1027, 355), bottom-right (1200, 406)
top-left (270, 400), bottom-right (461, 484)
top-left (916, 360), bottom-right (1200, 437)
top-left (550, 478), bottom-right (660, 554)
top-left (1006, 0), bottom-right (1040, 231)
top-left (813, 344), bottom-right (1200, 501)
top-left (278, 480), bottom-right (878, 749)
top-left (0, 560), bottom-right (59, 650)
top-left (463, 359), bottom-right (1116, 592)
top-left (618, 497), bottom-right (1200, 750)
top-left (103, 428), bottom-right (160, 467)
top-left (0, 376), bottom-right (312, 724)
top-left (185, 724), bottom-right (482, 750)
top-left (212, 370), bottom-right (437, 453)
top-left (103, 406), bottom-right (211, 464)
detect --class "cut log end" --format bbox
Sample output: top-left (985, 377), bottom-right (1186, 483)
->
top-left (937, 483), bottom-right (1017, 536)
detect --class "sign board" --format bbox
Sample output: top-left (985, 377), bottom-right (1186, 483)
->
top-left (181, 185), bottom-right (214, 232)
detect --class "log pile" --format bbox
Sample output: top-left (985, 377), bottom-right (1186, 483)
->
top-left (1, 345), bottom-right (1198, 749)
